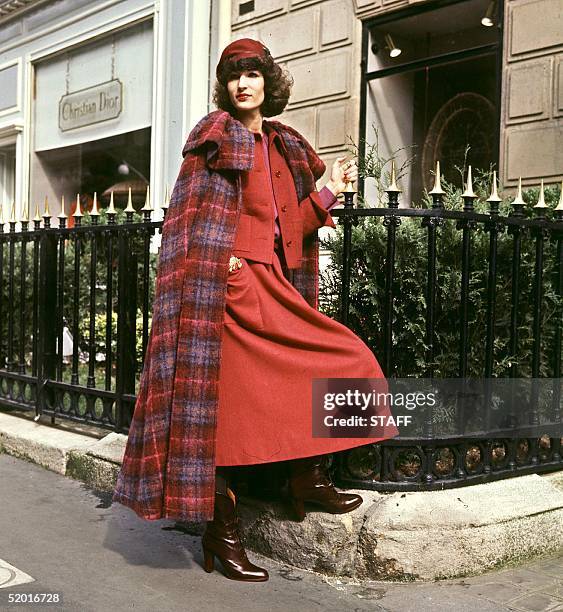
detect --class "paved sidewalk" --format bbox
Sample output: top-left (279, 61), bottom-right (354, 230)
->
top-left (2, 411), bottom-right (562, 582)
top-left (0, 454), bottom-right (561, 612)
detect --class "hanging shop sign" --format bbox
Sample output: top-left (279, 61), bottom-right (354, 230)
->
top-left (36, 21), bottom-right (152, 151)
top-left (58, 79), bottom-right (122, 131)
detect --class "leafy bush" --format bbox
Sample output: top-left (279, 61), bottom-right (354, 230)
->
top-left (320, 136), bottom-right (561, 378)
top-left (77, 309), bottom-right (150, 367)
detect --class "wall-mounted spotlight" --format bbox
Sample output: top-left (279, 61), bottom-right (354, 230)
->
top-left (384, 33), bottom-right (402, 58)
top-left (481, 0), bottom-right (497, 26)
top-left (370, 32), bottom-right (402, 58)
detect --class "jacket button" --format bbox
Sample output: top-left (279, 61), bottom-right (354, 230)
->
top-left (275, 170), bottom-right (281, 178)
top-left (281, 205), bottom-right (287, 212)
top-left (286, 240), bottom-right (292, 247)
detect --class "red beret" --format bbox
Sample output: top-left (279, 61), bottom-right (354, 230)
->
top-left (216, 38), bottom-right (270, 78)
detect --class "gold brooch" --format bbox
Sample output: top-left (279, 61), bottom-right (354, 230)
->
top-left (229, 256), bottom-right (243, 273)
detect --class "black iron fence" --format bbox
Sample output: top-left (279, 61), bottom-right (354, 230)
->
top-left (329, 165), bottom-right (562, 490)
top-left (0, 194), bottom-right (159, 432)
top-left (0, 166), bottom-right (561, 491)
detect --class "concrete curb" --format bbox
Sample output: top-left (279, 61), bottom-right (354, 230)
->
top-left (237, 474), bottom-right (563, 581)
top-left (0, 413), bottom-right (124, 490)
top-left (1, 411), bottom-right (562, 581)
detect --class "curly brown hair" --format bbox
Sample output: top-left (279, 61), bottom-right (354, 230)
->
top-left (213, 54), bottom-right (293, 118)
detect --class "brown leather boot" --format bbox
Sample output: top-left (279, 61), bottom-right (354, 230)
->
top-left (202, 488), bottom-right (269, 582)
top-left (287, 455), bottom-right (363, 521)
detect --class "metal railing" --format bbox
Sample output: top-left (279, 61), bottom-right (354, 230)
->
top-left (0, 164), bottom-right (561, 491)
top-left (0, 191), bottom-right (160, 432)
top-left (329, 164), bottom-right (562, 490)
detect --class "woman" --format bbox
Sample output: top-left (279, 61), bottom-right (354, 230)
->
top-left (112, 38), bottom-right (398, 583)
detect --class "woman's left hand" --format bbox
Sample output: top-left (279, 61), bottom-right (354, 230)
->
top-left (325, 157), bottom-right (358, 197)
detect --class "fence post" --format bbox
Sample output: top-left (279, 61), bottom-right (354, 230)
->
top-left (340, 182), bottom-right (356, 325)
top-left (115, 228), bottom-right (138, 431)
top-left (37, 232), bottom-right (58, 421)
top-left (383, 161), bottom-right (402, 376)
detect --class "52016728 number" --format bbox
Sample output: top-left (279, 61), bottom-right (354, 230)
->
top-left (7, 593), bottom-right (62, 604)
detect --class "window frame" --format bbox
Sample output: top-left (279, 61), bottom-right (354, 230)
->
top-left (358, 0), bottom-right (505, 198)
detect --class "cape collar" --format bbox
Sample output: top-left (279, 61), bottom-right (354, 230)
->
top-left (182, 110), bottom-right (290, 171)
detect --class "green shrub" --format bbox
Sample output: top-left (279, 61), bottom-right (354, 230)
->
top-left (77, 309), bottom-right (151, 368)
top-left (320, 137), bottom-right (561, 378)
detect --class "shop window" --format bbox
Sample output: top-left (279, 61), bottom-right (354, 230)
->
top-left (362, 0), bottom-right (501, 205)
top-left (30, 20), bottom-right (153, 218)
top-left (32, 127), bottom-right (151, 223)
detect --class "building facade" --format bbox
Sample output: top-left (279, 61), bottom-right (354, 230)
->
top-left (0, 0), bottom-right (561, 224)
top-left (0, 0), bottom-right (223, 222)
top-left (230, 0), bottom-right (562, 205)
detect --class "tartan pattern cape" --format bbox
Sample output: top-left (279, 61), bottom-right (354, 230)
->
top-left (112, 110), bottom-right (326, 522)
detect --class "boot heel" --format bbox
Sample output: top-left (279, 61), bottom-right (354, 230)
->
top-left (203, 547), bottom-right (215, 573)
top-left (291, 498), bottom-right (306, 522)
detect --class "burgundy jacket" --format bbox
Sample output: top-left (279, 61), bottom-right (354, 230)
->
top-left (232, 126), bottom-right (336, 269)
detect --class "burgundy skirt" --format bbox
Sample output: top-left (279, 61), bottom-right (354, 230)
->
top-left (215, 249), bottom-right (399, 466)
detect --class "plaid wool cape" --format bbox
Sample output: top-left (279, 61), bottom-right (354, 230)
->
top-left (112, 110), bottom-right (327, 522)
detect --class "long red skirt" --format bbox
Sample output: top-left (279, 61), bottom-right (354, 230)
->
top-left (215, 249), bottom-right (399, 466)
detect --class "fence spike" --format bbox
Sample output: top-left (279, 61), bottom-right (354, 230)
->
top-left (533, 179), bottom-right (548, 209)
top-left (555, 180), bottom-right (563, 211)
top-left (429, 160), bottom-right (445, 195)
top-left (108, 191), bottom-right (117, 215)
top-left (21, 204), bottom-right (28, 223)
top-left (90, 192), bottom-right (100, 216)
top-left (141, 185), bottom-right (153, 211)
top-left (58, 195), bottom-right (67, 218)
top-left (386, 159), bottom-right (401, 193)
top-left (486, 171), bottom-right (501, 203)
top-left (124, 187), bottom-right (135, 213)
top-left (0, 203), bottom-right (4, 227)
top-left (33, 200), bottom-right (41, 222)
top-left (161, 185), bottom-right (170, 218)
top-left (73, 193), bottom-right (83, 218)
top-left (510, 177), bottom-right (526, 217)
top-left (42, 196), bottom-right (51, 218)
top-left (512, 177), bottom-right (525, 205)
top-left (10, 201), bottom-right (16, 223)
top-left (461, 166), bottom-right (476, 197)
